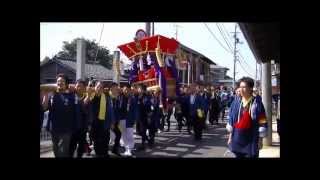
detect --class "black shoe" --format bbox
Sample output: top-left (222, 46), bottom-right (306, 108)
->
top-left (95, 154), bottom-right (109, 158)
top-left (166, 129), bottom-right (170, 132)
top-left (137, 145), bottom-right (146, 151)
top-left (148, 141), bottom-right (154, 148)
top-left (112, 151), bottom-right (121, 157)
top-left (76, 154), bottom-right (84, 158)
top-left (112, 148), bottom-right (121, 156)
top-left (119, 146), bottom-right (126, 152)
top-left (194, 136), bottom-right (202, 141)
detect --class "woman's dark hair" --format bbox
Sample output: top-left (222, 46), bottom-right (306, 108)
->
top-left (239, 77), bottom-right (254, 89)
top-left (76, 79), bottom-right (86, 86)
top-left (139, 84), bottom-right (147, 91)
top-left (111, 82), bottom-right (119, 87)
top-left (56, 73), bottom-right (69, 86)
top-left (123, 84), bottom-right (131, 89)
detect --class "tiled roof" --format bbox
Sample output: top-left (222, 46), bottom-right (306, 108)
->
top-left (41, 58), bottom-right (128, 81)
top-left (179, 43), bottom-right (216, 65)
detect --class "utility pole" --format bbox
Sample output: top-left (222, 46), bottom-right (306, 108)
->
top-left (76, 39), bottom-right (86, 80)
top-left (146, 23), bottom-right (151, 36)
top-left (152, 22), bottom-right (154, 36)
top-left (174, 24), bottom-right (181, 40)
top-left (231, 24), bottom-right (240, 88)
top-left (113, 51), bottom-right (120, 85)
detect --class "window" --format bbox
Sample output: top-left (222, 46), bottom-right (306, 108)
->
top-left (201, 63), bottom-right (205, 74)
top-left (178, 70), bottom-right (183, 82)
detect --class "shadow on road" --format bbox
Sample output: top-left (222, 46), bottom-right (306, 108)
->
top-left (133, 122), bottom-right (229, 158)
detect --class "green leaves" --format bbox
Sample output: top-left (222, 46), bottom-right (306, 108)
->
top-left (56, 38), bottom-right (112, 69)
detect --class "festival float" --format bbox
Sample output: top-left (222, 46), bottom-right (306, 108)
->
top-left (117, 29), bottom-right (187, 103)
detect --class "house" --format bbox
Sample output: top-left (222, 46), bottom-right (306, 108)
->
top-left (40, 57), bottom-right (129, 86)
top-left (217, 75), bottom-right (233, 88)
top-left (178, 43), bottom-right (216, 86)
top-left (210, 64), bottom-right (233, 88)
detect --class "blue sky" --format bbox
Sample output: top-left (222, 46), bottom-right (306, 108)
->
top-left (40, 22), bottom-right (259, 80)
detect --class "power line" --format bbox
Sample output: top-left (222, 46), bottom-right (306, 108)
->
top-left (238, 52), bottom-right (255, 71)
top-left (238, 51), bottom-right (256, 72)
top-left (94, 23), bottom-right (105, 63)
top-left (237, 59), bottom-right (255, 78)
top-left (231, 24), bottom-right (240, 88)
top-left (220, 24), bottom-right (235, 50)
top-left (216, 23), bottom-right (233, 52)
top-left (221, 23), bottom-right (234, 43)
top-left (220, 23), bottom-right (253, 80)
top-left (220, 24), bottom-right (237, 53)
top-left (203, 23), bottom-right (233, 54)
top-left (221, 23), bottom-right (255, 73)
top-left (238, 63), bottom-right (255, 78)
top-left (232, 24), bottom-right (256, 73)
top-left (208, 23), bottom-right (255, 80)
top-left (220, 24), bottom-right (233, 43)
top-left (238, 58), bottom-right (254, 75)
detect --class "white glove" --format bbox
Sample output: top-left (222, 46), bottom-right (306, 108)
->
top-left (226, 123), bottom-right (233, 133)
top-left (259, 127), bottom-right (267, 137)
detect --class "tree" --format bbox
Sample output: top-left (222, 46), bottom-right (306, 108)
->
top-left (56, 38), bottom-right (113, 69)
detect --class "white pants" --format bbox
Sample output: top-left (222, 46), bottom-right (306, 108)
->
top-left (119, 120), bottom-right (135, 150)
top-left (123, 128), bottom-right (135, 150)
top-left (119, 120), bottom-right (126, 146)
top-left (109, 130), bottom-right (115, 144)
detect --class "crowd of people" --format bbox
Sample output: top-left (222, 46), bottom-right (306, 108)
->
top-left (40, 73), bottom-right (267, 158)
